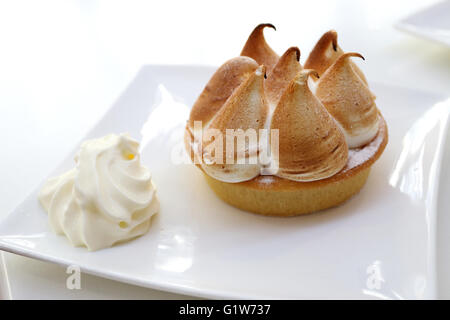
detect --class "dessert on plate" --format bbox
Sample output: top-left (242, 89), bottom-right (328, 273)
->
top-left (185, 24), bottom-right (388, 216)
top-left (39, 133), bottom-right (159, 251)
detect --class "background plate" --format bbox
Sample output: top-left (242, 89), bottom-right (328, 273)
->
top-left (0, 65), bottom-right (448, 299)
top-left (396, 1), bottom-right (450, 47)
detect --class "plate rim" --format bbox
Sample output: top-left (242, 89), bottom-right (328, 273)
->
top-left (395, 0), bottom-right (450, 47)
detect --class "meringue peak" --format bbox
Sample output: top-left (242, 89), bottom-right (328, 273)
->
top-left (343, 52), bottom-right (365, 61)
top-left (208, 65), bottom-right (268, 134)
top-left (265, 47), bottom-right (303, 108)
top-left (316, 52), bottom-right (379, 148)
top-left (304, 30), bottom-right (368, 84)
top-left (241, 24), bottom-right (279, 74)
top-left (188, 56), bottom-right (258, 129)
top-left (199, 65), bottom-right (269, 183)
top-left (292, 68), bottom-right (319, 86)
top-left (270, 69), bottom-right (348, 182)
top-left (304, 30), bottom-right (339, 77)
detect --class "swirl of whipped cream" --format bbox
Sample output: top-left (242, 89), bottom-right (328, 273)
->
top-left (39, 133), bottom-right (159, 251)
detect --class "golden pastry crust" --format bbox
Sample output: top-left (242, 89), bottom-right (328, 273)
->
top-left (191, 116), bottom-right (388, 216)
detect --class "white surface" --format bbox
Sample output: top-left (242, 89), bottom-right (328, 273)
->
top-left (0, 253), bottom-right (11, 300)
top-left (0, 0), bottom-right (449, 299)
top-left (0, 65), bottom-right (449, 299)
top-left (396, 1), bottom-right (450, 47)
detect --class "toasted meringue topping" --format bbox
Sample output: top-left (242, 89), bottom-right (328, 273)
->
top-left (199, 65), bottom-right (269, 183)
top-left (241, 24), bottom-right (279, 74)
top-left (187, 24), bottom-right (384, 184)
top-left (270, 70), bottom-right (348, 182)
top-left (304, 30), bottom-right (368, 85)
top-left (189, 56), bottom-right (258, 129)
top-left (265, 47), bottom-right (302, 109)
top-left (316, 53), bottom-right (379, 148)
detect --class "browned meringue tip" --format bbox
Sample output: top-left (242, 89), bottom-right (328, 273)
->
top-left (328, 52), bottom-right (365, 71)
top-left (341, 52), bottom-right (365, 61)
top-left (305, 30), bottom-right (369, 85)
top-left (322, 29), bottom-right (338, 51)
top-left (240, 23), bottom-right (279, 73)
top-left (286, 46), bottom-right (301, 61)
top-left (305, 30), bottom-right (338, 63)
top-left (328, 30), bottom-right (338, 51)
top-left (293, 69), bottom-right (319, 84)
top-left (257, 23), bottom-right (276, 31)
top-left (276, 46), bottom-right (301, 64)
top-left (303, 30), bottom-right (343, 81)
top-left (264, 47), bottom-right (303, 108)
top-left (339, 52), bottom-right (368, 84)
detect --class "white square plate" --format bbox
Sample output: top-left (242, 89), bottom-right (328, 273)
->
top-left (0, 65), bottom-right (449, 299)
top-left (396, 1), bottom-right (450, 47)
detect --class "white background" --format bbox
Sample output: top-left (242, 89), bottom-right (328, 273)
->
top-left (0, 0), bottom-right (449, 299)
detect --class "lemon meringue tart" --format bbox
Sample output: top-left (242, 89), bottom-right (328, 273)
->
top-left (185, 25), bottom-right (388, 216)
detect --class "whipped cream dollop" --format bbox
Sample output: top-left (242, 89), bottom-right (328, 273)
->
top-left (39, 133), bottom-right (159, 251)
